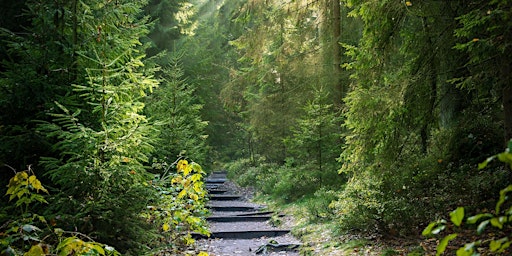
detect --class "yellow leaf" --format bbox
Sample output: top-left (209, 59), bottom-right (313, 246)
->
top-left (183, 165), bottom-right (192, 176)
top-left (193, 182), bottom-right (203, 193)
top-left (177, 159), bottom-right (188, 172)
top-left (28, 175), bottom-right (37, 184)
top-left (405, 1), bottom-right (412, 6)
top-left (24, 243), bottom-right (45, 256)
top-left (198, 252), bottom-right (209, 256)
top-left (162, 223), bottom-right (170, 232)
top-left (191, 174), bottom-right (202, 182)
top-left (20, 171), bottom-right (29, 179)
top-left (171, 176), bottom-right (183, 184)
top-left (178, 189), bottom-right (187, 199)
top-left (190, 193), bottom-right (199, 201)
top-left (184, 236), bottom-right (195, 245)
top-left (32, 179), bottom-right (42, 190)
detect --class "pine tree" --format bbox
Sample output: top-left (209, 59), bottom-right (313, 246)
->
top-left (34, 0), bottom-right (159, 252)
top-left (145, 53), bottom-right (208, 164)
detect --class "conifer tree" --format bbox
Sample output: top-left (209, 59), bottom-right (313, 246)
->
top-left (145, 53), bottom-right (208, 164)
top-left (33, 0), bottom-right (159, 252)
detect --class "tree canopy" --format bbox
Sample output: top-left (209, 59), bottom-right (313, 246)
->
top-left (1, 0), bottom-right (511, 255)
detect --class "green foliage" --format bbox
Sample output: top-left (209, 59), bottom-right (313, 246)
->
top-left (31, 0), bottom-right (160, 252)
top-left (1, 169), bottom-right (120, 256)
top-left (285, 86), bottom-right (342, 180)
top-left (0, 0), bottom-right (77, 172)
top-left (423, 140), bottom-right (512, 255)
top-left (145, 53), bottom-right (208, 165)
top-left (5, 168), bottom-right (48, 213)
top-left (144, 159), bottom-right (210, 255)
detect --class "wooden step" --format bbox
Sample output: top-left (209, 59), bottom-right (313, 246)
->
top-left (207, 189), bottom-right (227, 194)
top-left (209, 194), bottom-right (242, 201)
top-left (192, 230), bottom-right (290, 239)
top-left (207, 215), bottom-right (272, 222)
top-left (205, 178), bottom-right (227, 184)
top-left (208, 206), bottom-right (259, 212)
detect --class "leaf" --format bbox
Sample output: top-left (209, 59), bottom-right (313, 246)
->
top-left (478, 156), bottom-right (495, 170)
top-left (456, 243), bottom-right (473, 256)
top-left (28, 175), bottom-right (36, 184)
top-left (490, 216), bottom-right (505, 229)
top-left (22, 224), bottom-right (41, 233)
top-left (467, 213), bottom-right (492, 224)
top-left (57, 237), bottom-right (83, 254)
top-left (87, 242), bottom-right (106, 255)
top-left (24, 244), bottom-right (45, 256)
top-left (437, 234), bottom-right (457, 256)
top-left (162, 223), bottom-right (170, 232)
top-left (497, 152), bottom-right (512, 165)
top-left (178, 189), bottom-right (187, 199)
top-left (490, 239), bottom-right (502, 252)
top-left (190, 193), bottom-right (199, 201)
top-left (477, 220), bottom-right (490, 234)
top-left (432, 225), bottom-right (446, 235)
top-left (191, 173), bottom-right (202, 182)
top-left (496, 185), bottom-right (512, 213)
top-left (422, 220), bottom-right (446, 236)
top-left (20, 172), bottom-right (28, 179)
top-left (450, 207), bottom-right (464, 227)
top-left (500, 241), bottom-right (511, 253)
top-left (198, 252), bottom-right (209, 256)
top-left (184, 235), bottom-right (195, 245)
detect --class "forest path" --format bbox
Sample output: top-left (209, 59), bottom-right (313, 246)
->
top-left (195, 171), bottom-right (301, 255)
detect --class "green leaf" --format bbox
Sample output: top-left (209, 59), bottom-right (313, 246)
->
top-left (478, 156), bottom-right (495, 170)
top-left (497, 152), bottom-right (512, 165)
top-left (88, 242), bottom-right (106, 255)
top-left (22, 224), bottom-right (41, 233)
top-left (477, 220), bottom-right (490, 234)
top-left (490, 216), bottom-right (505, 229)
top-left (500, 241), bottom-right (511, 253)
top-left (490, 239), bottom-right (502, 252)
top-left (466, 213), bottom-right (492, 224)
top-left (422, 220), bottom-right (446, 236)
top-left (24, 244), bottom-right (45, 256)
top-left (496, 185), bottom-right (512, 213)
top-left (437, 234), bottom-right (457, 256)
top-left (456, 243), bottom-right (474, 256)
top-left (450, 207), bottom-right (464, 227)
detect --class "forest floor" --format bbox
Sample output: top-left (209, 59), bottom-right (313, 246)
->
top-left (195, 173), bottom-right (439, 255)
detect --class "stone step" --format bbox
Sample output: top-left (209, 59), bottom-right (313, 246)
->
top-left (208, 206), bottom-right (258, 212)
top-left (193, 230), bottom-right (290, 239)
top-left (207, 189), bottom-right (227, 194)
top-left (209, 194), bottom-right (242, 201)
top-left (205, 184), bottom-right (221, 190)
top-left (205, 178), bottom-right (227, 184)
top-left (234, 211), bottom-right (274, 216)
top-left (207, 215), bottom-right (272, 222)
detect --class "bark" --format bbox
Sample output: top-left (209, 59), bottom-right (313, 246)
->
top-left (332, 0), bottom-right (343, 105)
top-left (504, 86), bottom-right (512, 142)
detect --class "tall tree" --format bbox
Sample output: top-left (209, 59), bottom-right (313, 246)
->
top-left (145, 54), bottom-right (208, 164)
top-left (28, 0), bottom-right (160, 252)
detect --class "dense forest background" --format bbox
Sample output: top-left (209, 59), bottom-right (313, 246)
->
top-left (1, 0), bottom-right (512, 255)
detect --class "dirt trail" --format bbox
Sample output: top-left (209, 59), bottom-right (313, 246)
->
top-left (196, 171), bottom-right (301, 256)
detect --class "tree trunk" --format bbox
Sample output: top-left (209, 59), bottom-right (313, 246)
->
top-left (504, 86), bottom-right (512, 142)
top-left (332, 0), bottom-right (343, 106)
